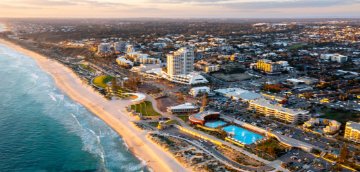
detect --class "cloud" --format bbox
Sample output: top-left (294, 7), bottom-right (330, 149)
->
top-left (222, 0), bottom-right (360, 9)
top-left (153, 0), bottom-right (229, 2)
top-left (149, 0), bottom-right (360, 9)
top-left (10, 0), bottom-right (131, 8)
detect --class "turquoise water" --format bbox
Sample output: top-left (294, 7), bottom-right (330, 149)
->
top-left (222, 125), bottom-right (263, 145)
top-left (0, 44), bottom-right (147, 171)
top-left (204, 120), bottom-right (227, 128)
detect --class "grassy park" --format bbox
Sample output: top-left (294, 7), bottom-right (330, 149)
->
top-left (131, 101), bottom-right (161, 116)
top-left (93, 75), bottom-right (114, 88)
top-left (177, 115), bottom-right (189, 122)
top-left (79, 63), bottom-right (96, 73)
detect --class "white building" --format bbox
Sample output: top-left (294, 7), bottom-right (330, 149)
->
top-left (163, 47), bottom-right (208, 85)
top-left (167, 47), bottom-right (194, 76)
top-left (189, 86), bottom-right (210, 97)
top-left (320, 54), bottom-right (348, 63)
top-left (135, 56), bottom-right (161, 64)
top-left (214, 88), bottom-right (261, 102)
top-left (248, 98), bottom-right (310, 124)
top-left (163, 72), bottom-right (208, 85)
top-left (167, 103), bottom-right (199, 114)
top-left (116, 56), bottom-right (133, 67)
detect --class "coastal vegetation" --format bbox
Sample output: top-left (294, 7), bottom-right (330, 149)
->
top-left (93, 75), bottom-right (113, 88)
top-left (252, 138), bottom-right (288, 160)
top-left (131, 101), bottom-right (161, 116)
top-left (79, 63), bottom-right (95, 73)
top-left (177, 115), bottom-right (189, 122)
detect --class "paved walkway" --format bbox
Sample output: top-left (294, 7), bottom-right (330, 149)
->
top-left (154, 132), bottom-right (249, 172)
top-left (146, 95), bottom-right (289, 171)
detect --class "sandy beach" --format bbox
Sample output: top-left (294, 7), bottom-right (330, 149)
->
top-left (0, 39), bottom-right (189, 172)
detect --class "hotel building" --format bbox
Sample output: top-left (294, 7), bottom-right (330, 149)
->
top-left (344, 121), bottom-right (360, 143)
top-left (163, 47), bottom-right (208, 85)
top-left (167, 47), bottom-right (194, 76)
top-left (248, 98), bottom-right (309, 124)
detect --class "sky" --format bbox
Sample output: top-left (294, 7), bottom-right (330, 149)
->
top-left (0, 0), bottom-right (359, 18)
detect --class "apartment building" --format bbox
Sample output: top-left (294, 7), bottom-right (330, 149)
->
top-left (248, 98), bottom-right (310, 124)
top-left (255, 59), bottom-right (281, 74)
top-left (344, 121), bottom-right (360, 143)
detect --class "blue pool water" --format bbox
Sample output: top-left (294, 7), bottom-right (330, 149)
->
top-left (222, 125), bottom-right (263, 145)
top-left (0, 44), bottom-right (147, 171)
top-left (204, 120), bottom-right (227, 128)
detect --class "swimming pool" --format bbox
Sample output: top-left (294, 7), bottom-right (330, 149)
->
top-left (222, 125), bottom-right (263, 145)
top-left (204, 120), bottom-right (227, 128)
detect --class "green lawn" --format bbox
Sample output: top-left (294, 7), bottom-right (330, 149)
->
top-left (177, 115), bottom-right (189, 122)
top-left (79, 64), bottom-right (96, 73)
top-left (165, 120), bottom-right (180, 125)
top-left (93, 75), bottom-right (114, 88)
top-left (130, 101), bottom-right (161, 116)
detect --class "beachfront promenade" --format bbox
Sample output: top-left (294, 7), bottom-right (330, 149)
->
top-left (146, 95), bottom-right (289, 172)
top-left (153, 132), bottom-right (248, 172)
top-left (0, 39), bottom-right (190, 172)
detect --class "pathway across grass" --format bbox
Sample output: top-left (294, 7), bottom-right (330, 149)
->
top-left (130, 101), bottom-right (161, 116)
top-left (93, 75), bottom-right (114, 88)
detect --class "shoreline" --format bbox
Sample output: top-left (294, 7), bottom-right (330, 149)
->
top-left (0, 38), bottom-right (189, 172)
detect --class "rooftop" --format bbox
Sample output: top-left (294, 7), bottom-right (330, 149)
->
top-left (250, 98), bottom-right (309, 116)
top-left (169, 103), bottom-right (198, 110)
top-left (215, 88), bottom-right (261, 101)
top-left (346, 121), bottom-right (360, 130)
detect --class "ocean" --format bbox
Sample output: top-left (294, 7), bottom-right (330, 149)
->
top-left (0, 44), bottom-right (148, 171)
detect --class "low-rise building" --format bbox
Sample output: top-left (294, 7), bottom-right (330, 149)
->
top-left (254, 59), bottom-right (281, 74)
top-left (204, 65), bottom-right (220, 73)
top-left (116, 56), bottom-right (133, 67)
top-left (135, 56), bottom-right (161, 64)
top-left (162, 72), bottom-right (208, 85)
top-left (189, 111), bottom-right (220, 125)
top-left (248, 98), bottom-right (310, 124)
top-left (189, 86), bottom-right (210, 97)
top-left (167, 103), bottom-right (199, 114)
top-left (344, 121), bottom-right (360, 143)
top-left (194, 60), bottom-right (221, 73)
top-left (214, 88), bottom-right (261, 102)
top-left (320, 54), bottom-right (348, 63)
top-left (303, 118), bottom-right (341, 134)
